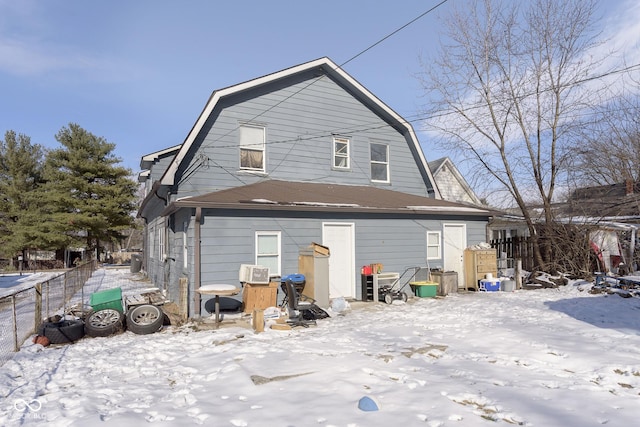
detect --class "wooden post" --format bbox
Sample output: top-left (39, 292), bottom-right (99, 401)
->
top-left (179, 278), bottom-right (189, 319)
top-left (516, 259), bottom-right (523, 289)
top-left (34, 283), bottom-right (42, 328)
top-left (11, 295), bottom-right (18, 352)
top-left (252, 309), bottom-right (264, 333)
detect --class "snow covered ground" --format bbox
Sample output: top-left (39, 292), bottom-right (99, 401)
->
top-left (1, 267), bottom-right (639, 427)
top-left (0, 272), bottom-right (61, 298)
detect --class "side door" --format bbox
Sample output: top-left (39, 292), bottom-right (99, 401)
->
top-left (322, 222), bottom-right (355, 299)
top-left (443, 223), bottom-right (466, 288)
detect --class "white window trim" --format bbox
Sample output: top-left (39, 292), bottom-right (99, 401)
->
top-left (149, 227), bottom-right (155, 259)
top-left (370, 142), bottom-right (390, 183)
top-left (426, 231), bottom-right (442, 260)
top-left (183, 222), bottom-right (188, 269)
top-left (255, 231), bottom-right (281, 276)
top-left (239, 123), bottom-right (266, 172)
top-left (332, 136), bottom-right (350, 170)
top-left (158, 225), bottom-right (165, 261)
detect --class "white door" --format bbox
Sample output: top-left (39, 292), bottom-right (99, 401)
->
top-left (322, 222), bottom-right (355, 298)
top-left (443, 224), bottom-right (466, 288)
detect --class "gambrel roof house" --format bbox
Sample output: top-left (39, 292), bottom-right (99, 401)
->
top-left (138, 57), bottom-right (494, 317)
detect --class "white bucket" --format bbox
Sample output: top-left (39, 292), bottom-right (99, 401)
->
top-left (485, 273), bottom-right (493, 279)
top-left (501, 280), bottom-right (516, 292)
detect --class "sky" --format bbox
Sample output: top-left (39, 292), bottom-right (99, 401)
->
top-left (0, 0), bottom-right (639, 179)
top-left (2, 267), bottom-right (640, 426)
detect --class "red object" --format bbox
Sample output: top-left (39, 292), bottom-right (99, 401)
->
top-left (362, 265), bottom-right (372, 275)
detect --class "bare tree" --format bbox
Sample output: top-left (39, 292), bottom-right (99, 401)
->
top-left (570, 89), bottom-right (640, 186)
top-left (419, 0), bottom-right (605, 271)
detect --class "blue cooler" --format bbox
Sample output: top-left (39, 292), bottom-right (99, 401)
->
top-left (479, 278), bottom-right (500, 292)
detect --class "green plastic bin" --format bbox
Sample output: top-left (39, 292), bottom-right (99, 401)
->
top-left (90, 287), bottom-right (123, 312)
top-left (411, 281), bottom-right (438, 298)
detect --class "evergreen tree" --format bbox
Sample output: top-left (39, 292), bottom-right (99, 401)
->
top-left (0, 131), bottom-right (47, 259)
top-left (40, 123), bottom-right (138, 260)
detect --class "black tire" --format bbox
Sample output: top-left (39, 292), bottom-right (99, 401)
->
top-left (401, 292), bottom-right (408, 302)
top-left (85, 308), bottom-right (124, 337)
top-left (384, 293), bottom-right (393, 304)
top-left (125, 304), bottom-right (164, 335)
top-left (38, 319), bottom-right (85, 344)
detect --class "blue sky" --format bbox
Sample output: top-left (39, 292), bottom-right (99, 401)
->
top-left (0, 0), bottom-right (638, 176)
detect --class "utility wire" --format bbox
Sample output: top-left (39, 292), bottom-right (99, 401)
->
top-left (189, 59), bottom-right (640, 153)
top-left (340, 0), bottom-right (449, 68)
top-left (171, 0), bottom-right (450, 180)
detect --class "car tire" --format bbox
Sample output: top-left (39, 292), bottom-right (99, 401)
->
top-left (125, 304), bottom-right (164, 335)
top-left (38, 319), bottom-right (85, 344)
top-left (84, 308), bottom-right (124, 337)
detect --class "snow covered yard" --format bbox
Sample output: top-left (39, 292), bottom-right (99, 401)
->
top-left (1, 268), bottom-right (640, 427)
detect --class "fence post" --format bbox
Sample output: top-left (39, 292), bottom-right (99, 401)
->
top-left (34, 283), bottom-right (42, 328)
top-left (11, 295), bottom-right (18, 352)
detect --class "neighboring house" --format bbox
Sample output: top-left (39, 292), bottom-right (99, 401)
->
top-left (137, 57), bottom-right (493, 317)
top-left (428, 157), bottom-right (485, 208)
top-left (488, 180), bottom-right (640, 272)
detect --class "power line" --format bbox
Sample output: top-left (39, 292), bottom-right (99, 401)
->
top-left (195, 60), bottom-right (640, 153)
top-left (172, 0), bottom-right (450, 179)
top-left (340, 0), bottom-right (449, 68)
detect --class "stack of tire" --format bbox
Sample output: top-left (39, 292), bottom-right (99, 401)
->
top-left (85, 303), bottom-right (164, 337)
top-left (37, 288), bottom-right (165, 345)
top-left (38, 316), bottom-right (85, 345)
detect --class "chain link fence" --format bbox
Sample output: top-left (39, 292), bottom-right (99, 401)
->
top-left (0, 261), bottom-right (97, 366)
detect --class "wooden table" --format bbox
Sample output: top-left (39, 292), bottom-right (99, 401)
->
top-left (196, 284), bottom-right (240, 328)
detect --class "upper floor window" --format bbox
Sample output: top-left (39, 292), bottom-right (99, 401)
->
top-left (239, 124), bottom-right (265, 172)
top-left (333, 137), bottom-right (350, 169)
top-left (370, 142), bottom-right (389, 182)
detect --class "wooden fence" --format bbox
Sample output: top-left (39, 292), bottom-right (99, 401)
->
top-left (490, 236), bottom-right (536, 272)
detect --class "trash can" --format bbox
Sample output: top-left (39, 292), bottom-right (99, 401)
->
top-left (431, 270), bottom-right (458, 296)
top-left (130, 253), bottom-right (142, 273)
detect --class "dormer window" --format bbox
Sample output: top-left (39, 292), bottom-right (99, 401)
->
top-left (333, 137), bottom-right (350, 169)
top-left (239, 124), bottom-right (265, 172)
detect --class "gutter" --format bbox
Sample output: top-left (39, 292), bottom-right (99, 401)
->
top-left (194, 207), bottom-right (202, 317)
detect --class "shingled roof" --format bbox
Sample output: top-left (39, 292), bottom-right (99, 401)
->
top-left (163, 180), bottom-right (493, 217)
top-left (562, 181), bottom-right (640, 219)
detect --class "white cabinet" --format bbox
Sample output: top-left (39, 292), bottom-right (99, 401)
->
top-left (373, 272), bottom-right (400, 301)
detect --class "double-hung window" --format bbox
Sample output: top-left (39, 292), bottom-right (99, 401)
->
top-left (370, 142), bottom-right (389, 182)
top-left (256, 231), bottom-right (281, 276)
top-left (333, 137), bottom-right (350, 169)
top-left (239, 124), bottom-right (265, 172)
top-left (426, 231), bottom-right (441, 260)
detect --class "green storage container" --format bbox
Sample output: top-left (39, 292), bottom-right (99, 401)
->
top-left (411, 281), bottom-right (438, 298)
top-left (90, 287), bottom-right (123, 312)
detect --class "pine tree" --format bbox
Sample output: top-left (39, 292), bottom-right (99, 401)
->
top-left (40, 124), bottom-right (138, 260)
top-left (0, 130), bottom-right (47, 259)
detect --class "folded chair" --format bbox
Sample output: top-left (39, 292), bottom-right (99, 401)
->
top-left (284, 279), bottom-right (317, 328)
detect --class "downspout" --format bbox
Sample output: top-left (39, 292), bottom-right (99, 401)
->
top-left (194, 207), bottom-right (202, 317)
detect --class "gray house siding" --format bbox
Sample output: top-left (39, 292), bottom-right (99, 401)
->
top-left (138, 58), bottom-right (492, 318)
top-left (181, 208), bottom-right (487, 314)
top-left (170, 71), bottom-right (433, 201)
